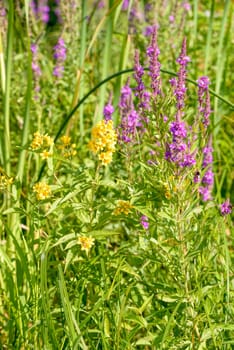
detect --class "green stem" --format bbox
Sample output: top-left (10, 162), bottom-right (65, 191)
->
top-left (3, 0), bottom-right (14, 176)
top-left (17, 40), bottom-right (32, 183)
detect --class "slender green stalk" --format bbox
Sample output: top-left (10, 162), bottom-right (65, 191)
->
top-left (204, 0), bottom-right (215, 75)
top-left (78, 0), bottom-right (87, 138)
top-left (17, 38), bottom-right (32, 183)
top-left (0, 31), bottom-right (5, 94)
top-left (95, 0), bottom-right (114, 124)
top-left (40, 246), bottom-right (58, 349)
top-left (16, 0), bottom-right (32, 183)
top-left (113, 34), bottom-right (131, 124)
top-left (58, 265), bottom-right (88, 349)
top-left (3, 0), bottom-right (14, 177)
top-left (192, 0), bottom-right (198, 47)
top-left (213, 0), bottom-right (231, 134)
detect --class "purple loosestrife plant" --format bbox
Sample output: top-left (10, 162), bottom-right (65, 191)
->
top-left (121, 0), bottom-right (129, 11)
top-left (53, 37), bottom-right (66, 78)
top-left (165, 39), bottom-right (195, 168)
top-left (197, 76), bottom-right (211, 127)
top-left (133, 50), bottom-right (150, 125)
top-left (31, 43), bottom-right (42, 98)
top-left (220, 199), bottom-right (232, 216)
top-left (146, 25), bottom-right (161, 98)
top-left (104, 96), bottom-right (114, 122)
top-left (118, 80), bottom-right (141, 143)
top-left (30, 0), bottom-right (50, 24)
top-left (198, 139), bottom-right (214, 201)
top-left (174, 38), bottom-right (190, 114)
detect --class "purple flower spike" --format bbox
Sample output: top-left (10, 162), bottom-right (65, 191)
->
top-left (104, 103), bottom-right (114, 121)
top-left (202, 169), bottom-right (214, 186)
top-left (199, 186), bottom-right (212, 201)
top-left (170, 121), bottom-right (187, 140)
top-left (53, 37), bottom-right (66, 79)
top-left (220, 199), bottom-right (232, 216)
top-left (197, 75), bottom-right (211, 127)
top-left (122, 0), bottom-right (129, 11)
top-left (202, 145), bottom-right (213, 168)
top-left (31, 43), bottom-right (41, 98)
top-left (146, 25), bottom-right (161, 97)
top-left (173, 38), bottom-right (190, 112)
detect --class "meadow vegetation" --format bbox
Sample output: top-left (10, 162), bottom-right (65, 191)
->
top-left (0, 1), bottom-right (233, 349)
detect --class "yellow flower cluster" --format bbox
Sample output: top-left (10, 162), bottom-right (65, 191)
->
top-left (88, 120), bottom-right (117, 165)
top-left (77, 236), bottom-right (95, 253)
top-left (113, 200), bottom-right (133, 215)
top-left (0, 175), bottom-right (13, 190)
top-left (57, 135), bottom-right (77, 158)
top-left (163, 183), bottom-right (171, 199)
top-left (33, 182), bottom-right (51, 200)
top-left (30, 131), bottom-right (53, 159)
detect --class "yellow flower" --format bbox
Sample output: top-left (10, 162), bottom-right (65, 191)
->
top-left (33, 182), bottom-right (51, 200)
top-left (0, 175), bottom-right (13, 189)
top-left (60, 135), bottom-right (71, 146)
top-left (89, 120), bottom-right (117, 165)
top-left (77, 236), bottom-right (95, 253)
top-left (57, 135), bottom-right (77, 158)
top-left (30, 132), bottom-right (54, 159)
top-left (31, 132), bottom-right (44, 150)
top-left (98, 151), bottom-right (113, 165)
top-left (40, 150), bottom-right (52, 159)
top-left (113, 200), bottom-right (133, 215)
top-left (43, 135), bottom-right (53, 146)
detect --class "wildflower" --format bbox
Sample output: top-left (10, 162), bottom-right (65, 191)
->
top-left (122, 0), bottom-right (129, 11)
top-left (103, 102), bottom-right (114, 122)
top-left (31, 43), bottom-right (42, 98)
top-left (202, 169), bottom-right (214, 186)
top-left (199, 186), bottom-right (212, 202)
top-left (146, 25), bottom-right (161, 97)
top-left (202, 145), bottom-right (213, 168)
top-left (31, 131), bottom-right (44, 150)
top-left (174, 38), bottom-right (190, 113)
top-left (170, 121), bottom-right (187, 140)
top-left (197, 76), bottom-right (211, 127)
top-left (169, 15), bottom-right (175, 23)
top-left (30, 132), bottom-right (53, 158)
top-left (220, 199), bottom-right (232, 216)
top-left (0, 175), bottom-right (13, 190)
top-left (40, 150), bottom-right (52, 159)
top-left (182, 2), bottom-right (191, 12)
top-left (77, 236), bottom-right (95, 254)
top-left (144, 25), bottom-right (155, 36)
top-left (33, 182), bottom-right (51, 200)
top-left (134, 50), bottom-right (150, 111)
top-left (165, 39), bottom-right (195, 168)
top-left (196, 138), bottom-right (213, 201)
top-left (30, 0), bottom-right (50, 24)
top-left (141, 215), bottom-right (149, 230)
top-left (53, 37), bottom-right (66, 78)
top-left (58, 135), bottom-right (77, 158)
top-left (113, 200), bottom-right (133, 215)
top-left (88, 120), bottom-right (117, 165)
